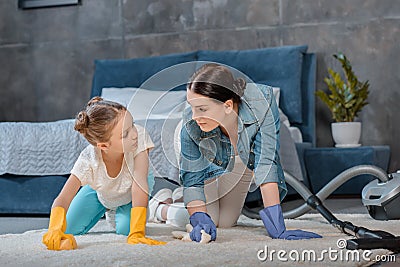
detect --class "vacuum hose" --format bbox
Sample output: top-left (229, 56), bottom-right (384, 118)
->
top-left (283, 165), bottom-right (400, 253)
top-left (283, 165), bottom-right (389, 219)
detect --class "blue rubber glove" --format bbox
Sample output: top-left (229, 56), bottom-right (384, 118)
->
top-left (189, 212), bottom-right (217, 242)
top-left (259, 204), bottom-right (322, 240)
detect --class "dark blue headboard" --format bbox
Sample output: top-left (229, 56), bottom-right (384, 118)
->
top-left (298, 53), bottom-right (316, 146)
top-left (90, 46), bottom-right (316, 146)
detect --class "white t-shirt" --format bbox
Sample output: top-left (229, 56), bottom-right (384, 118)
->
top-left (71, 125), bottom-right (154, 209)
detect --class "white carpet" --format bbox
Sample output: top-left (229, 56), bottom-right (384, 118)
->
top-left (1, 214), bottom-right (398, 267)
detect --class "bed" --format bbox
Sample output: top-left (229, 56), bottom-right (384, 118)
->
top-left (0, 45), bottom-right (316, 214)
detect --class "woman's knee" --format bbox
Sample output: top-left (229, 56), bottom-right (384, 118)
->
top-left (205, 202), bottom-right (219, 227)
top-left (216, 206), bottom-right (241, 228)
top-left (217, 217), bottom-right (236, 228)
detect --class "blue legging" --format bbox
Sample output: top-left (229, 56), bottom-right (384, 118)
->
top-left (65, 169), bottom-right (154, 236)
top-left (65, 185), bottom-right (132, 236)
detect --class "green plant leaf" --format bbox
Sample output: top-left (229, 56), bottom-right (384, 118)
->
top-left (316, 53), bottom-right (370, 122)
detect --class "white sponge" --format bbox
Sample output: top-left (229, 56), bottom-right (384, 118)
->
top-left (171, 224), bottom-right (212, 244)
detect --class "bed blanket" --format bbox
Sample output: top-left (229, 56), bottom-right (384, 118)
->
top-left (0, 119), bottom-right (88, 176)
top-left (0, 117), bottom-right (302, 184)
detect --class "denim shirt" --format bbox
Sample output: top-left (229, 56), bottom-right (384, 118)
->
top-left (179, 83), bottom-right (287, 205)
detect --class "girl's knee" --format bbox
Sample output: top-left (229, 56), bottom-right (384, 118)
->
top-left (66, 210), bottom-right (105, 235)
top-left (66, 223), bottom-right (90, 235)
top-left (115, 216), bottom-right (130, 236)
top-left (115, 220), bottom-right (130, 236)
top-left (115, 204), bottom-right (131, 236)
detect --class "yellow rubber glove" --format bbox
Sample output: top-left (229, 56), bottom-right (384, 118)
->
top-left (42, 207), bottom-right (77, 251)
top-left (127, 207), bottom-right (167, 245)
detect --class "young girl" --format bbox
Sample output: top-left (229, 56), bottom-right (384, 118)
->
top-left (42, 97), bottom-right (166, 250)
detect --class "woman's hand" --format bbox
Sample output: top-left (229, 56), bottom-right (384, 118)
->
top-left (259, 204), bottom-right (322, 240)
top-left (189, 212), bottom-right (217, 242)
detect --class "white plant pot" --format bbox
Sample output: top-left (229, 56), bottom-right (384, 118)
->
top-left (331, 122), bottom-right (362, 148)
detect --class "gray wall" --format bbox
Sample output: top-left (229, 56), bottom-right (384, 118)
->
top-left (1, 0), bottom-right (399, 171)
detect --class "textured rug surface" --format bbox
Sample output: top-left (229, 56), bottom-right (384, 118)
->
top-left (1, 214), bottom-right (398, 267)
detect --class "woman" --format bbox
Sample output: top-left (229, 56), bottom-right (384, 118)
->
top-left (179, 63), bottom-right (321, 242)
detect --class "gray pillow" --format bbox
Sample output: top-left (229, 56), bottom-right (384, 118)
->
top-left (279, 122), bottom-right (304, 181)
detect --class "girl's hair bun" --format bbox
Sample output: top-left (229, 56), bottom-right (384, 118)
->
top-left (73, 96), bottom-right (126, 146)
top-left (74, 111), bottom-right (89, 133)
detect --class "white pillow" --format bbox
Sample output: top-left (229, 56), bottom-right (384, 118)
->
top-left (101, 87), bottom-right (137, 107)
top-left (101, 87), bottom-right (187, 120)
top-left (272, 87), bottom-right (280, 106)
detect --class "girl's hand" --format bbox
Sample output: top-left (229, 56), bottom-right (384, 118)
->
top-left (127, 207), bottom-right (166, 246)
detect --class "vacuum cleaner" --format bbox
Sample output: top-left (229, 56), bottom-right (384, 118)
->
top-left (362, 171), bottom-right (400, 220)
top-left (242, 165), bottom-right (400, 252)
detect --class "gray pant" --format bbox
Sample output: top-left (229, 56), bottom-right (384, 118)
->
top-left (205, 155), bottom-right (253, 227)
top-left (152, 155), bottom-right (253, 228)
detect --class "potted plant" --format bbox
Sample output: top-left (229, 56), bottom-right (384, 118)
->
top-left (316, 53), bottom-right (370, 147)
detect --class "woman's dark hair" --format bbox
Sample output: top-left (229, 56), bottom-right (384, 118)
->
top-left (187, 63), bottom-right (246, 104)
top-left (74, 96), bottom-right (126, 146)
